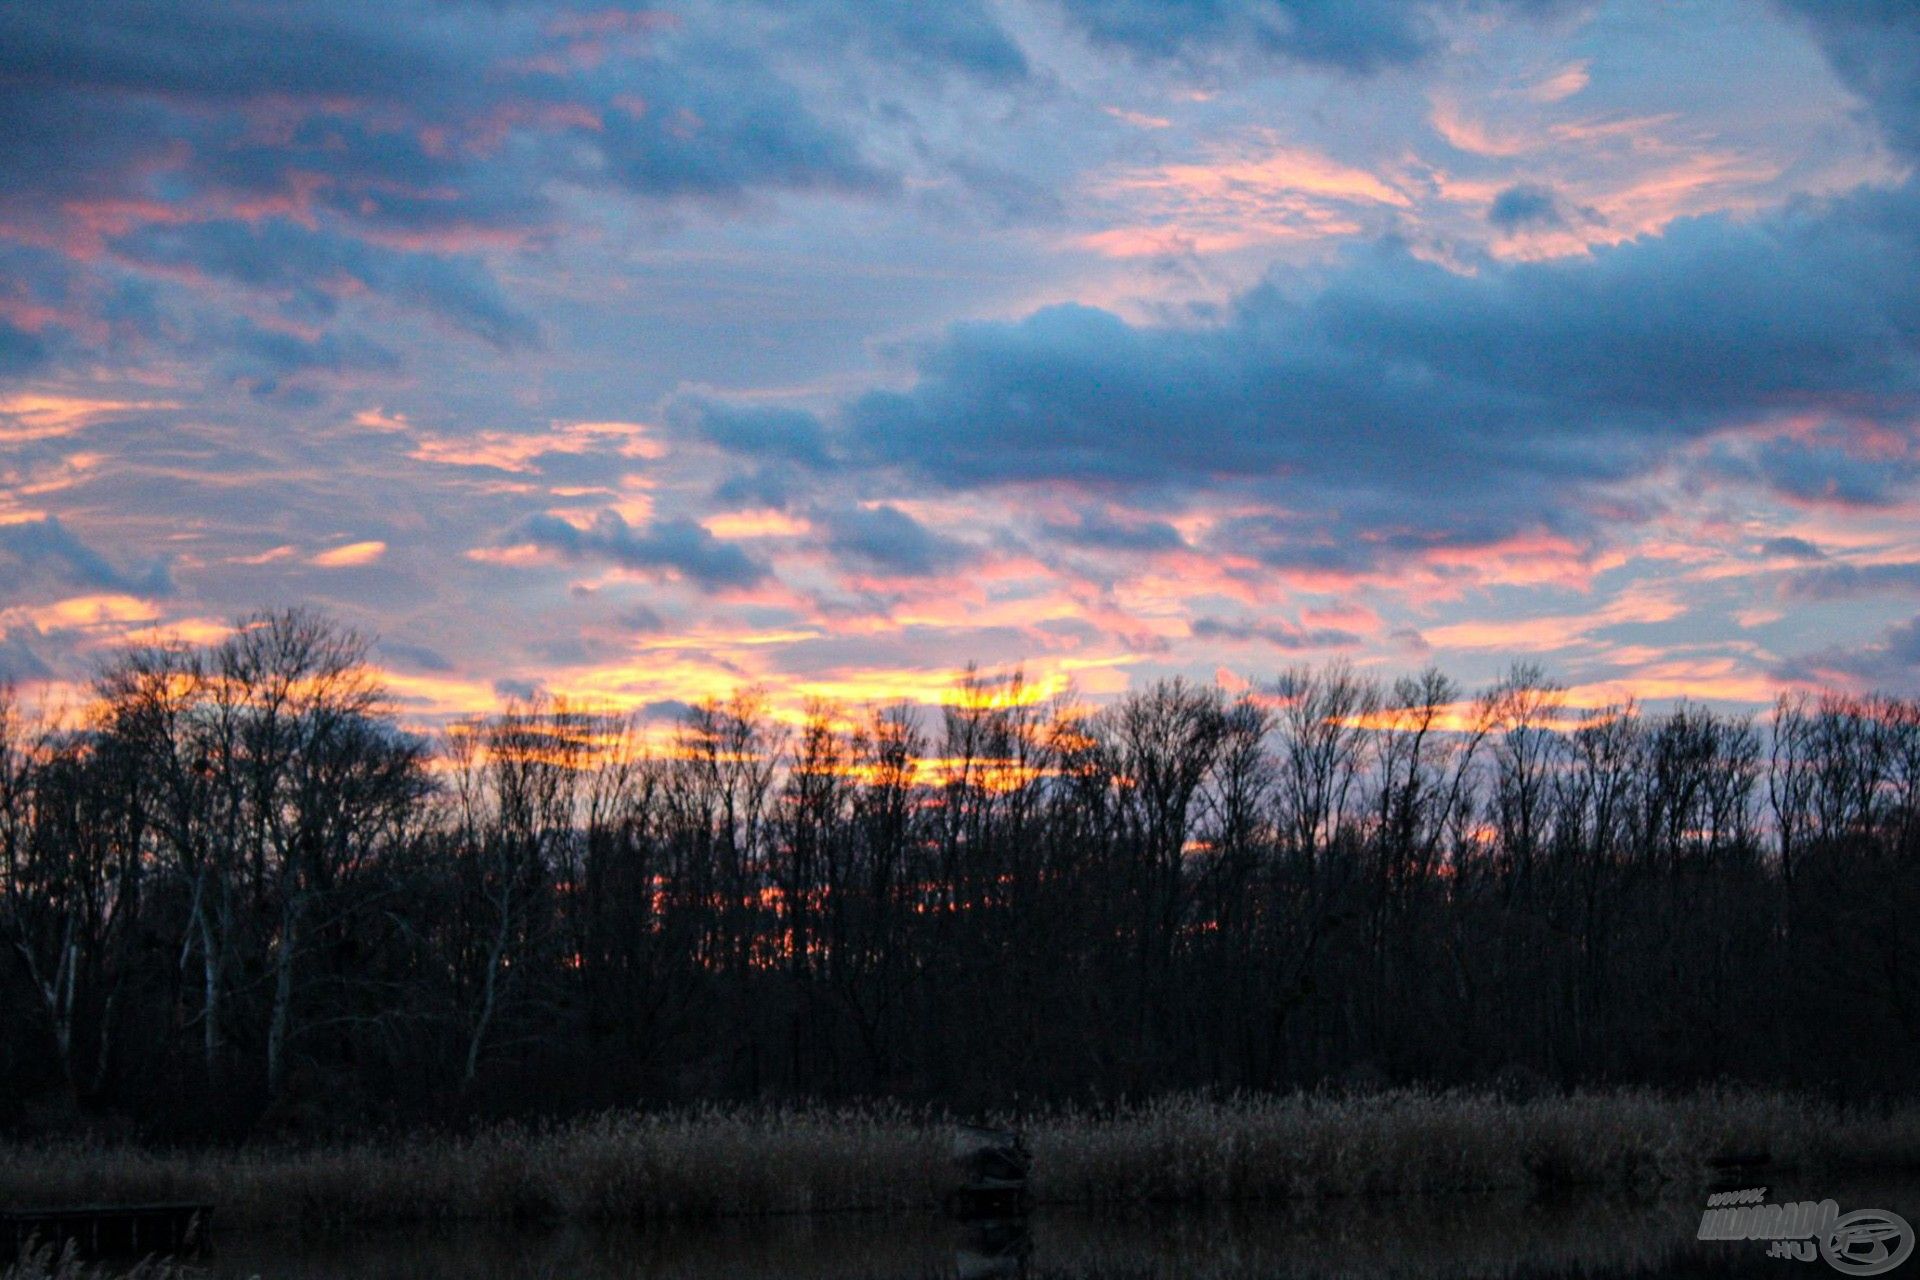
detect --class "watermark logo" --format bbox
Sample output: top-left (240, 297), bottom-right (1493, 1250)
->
top-left (1700, 1188), bottom-right (1914, 1275)
top-left (1824, 1211), bottom-right (1917, 1276)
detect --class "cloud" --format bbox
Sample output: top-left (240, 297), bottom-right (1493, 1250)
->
top-left (509, 510), bottom-right (768, 587)
top-left (0, 0), bottom-right (891, 394)
top-left (0, 517), bottom-right (173, 598)
top-left (7, 0), bottom-right (1920, 709)
top-left (219, 319), bottom-right (401, 399)
top-left (0, 321), bottom-right (47, 376)
top-left (1782, 561), bottom-right (1920, 601)
top-left (492, 677), bottom-right (543, 703)
top-left (112, 220), bottom-right (540, 349)
top-left (739, 0), bottom-right (1028, 83)
top-left (616, 603), bottom-right (669, 633)
top-left (1190, 615), bottom-right (1361, 649)
top-left (1040, 510), bottom-right (1188, 553)
top-left (675, 400), bottom-right (834, 468)
top-left (1781, 611), bottom-right (1920, 689)
top-left (1777, 1), bottom-right (1920, 160)
top-left (0, 630), bottom-right (53, 683)
top-left (816, 504), bottom-right (970, 576)
top-left (377, 640), bottom-right (454, 673)
top-left (1051, 0), bottom-right (1577, 74)
top-left (791, 168), bottom-right (1920, 574)
top-left (1760, 535), bottom-right (1826, 560)
top-left (1053, 0), bottom-right (1437, 73)
top-left (1881, 615), bottom-right (1920, 670)
top-left (0, 1), bottom-right (888, 218)
top-left (311, 541), bottom-right (388, 568)
top-left (589, 38), bottom-right (891, 201)
top-left (1747, 436), bottom-right (1920, 508)
top-left (1489, 180), bottom-right (1582, 230)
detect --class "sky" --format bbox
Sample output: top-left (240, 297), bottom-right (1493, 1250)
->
top-left (4, 0), bottom-right (1920, 725)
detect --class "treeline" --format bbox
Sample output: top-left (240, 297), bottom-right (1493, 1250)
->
top-left (2, 609), bottom-right (1917, 1138)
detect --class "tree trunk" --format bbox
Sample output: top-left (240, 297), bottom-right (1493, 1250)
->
top-left (266, 896), bottom-right (301, 1097)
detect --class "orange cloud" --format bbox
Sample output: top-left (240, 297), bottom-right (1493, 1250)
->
top-left (1082, 137), bottom-right (1407, 258)
top-left (0, 393), bottom-right (177, 442)
top-left (702, 509), bottom-right (811, 539)
top-left (411, 420), bottom-right (666, 473)
top-left (1563, 661), bottom-right (1780, 709)
top-left (1421, 586), bottom-right (1683, 653)
top-left (311, 541), bottom-right (388, 567)
top-left (120, 616), bottom-right (235, 647)
top-left (5, 594), bottom-right (161, 633)
top-left (1430, 97), bottom-right (1530, 158)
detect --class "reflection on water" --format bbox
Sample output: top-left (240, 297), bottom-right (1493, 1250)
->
top-left (209, 1177), bottom-right (1920, 1280)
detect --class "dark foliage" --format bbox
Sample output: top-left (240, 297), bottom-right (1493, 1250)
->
top-left (3, 615), bottom-right (1917, 1139)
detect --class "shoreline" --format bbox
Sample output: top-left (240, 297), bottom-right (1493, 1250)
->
top-left (7, 1090), bottom-right (1919, 1231)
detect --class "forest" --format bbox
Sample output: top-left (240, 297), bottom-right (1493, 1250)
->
top-left (2, 608), bottom-right (1916, 1141)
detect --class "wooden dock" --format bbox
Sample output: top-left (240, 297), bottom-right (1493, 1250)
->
top-left (946, 1124), bottom-right (1033, 1220)
top-left (1, 1202), bottom-right (213, 1260)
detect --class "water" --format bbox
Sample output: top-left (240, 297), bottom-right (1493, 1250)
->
top-left (205, 1177), bottom-right (1920, 1279)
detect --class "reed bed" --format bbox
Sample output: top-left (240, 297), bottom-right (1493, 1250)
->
top-left (1024, 1088), bottom-right (1920, 1203)
top-left (5, 1090), bottom-right (1917, 1230)
top-left (1, 1242), bottom-right (190, 1280)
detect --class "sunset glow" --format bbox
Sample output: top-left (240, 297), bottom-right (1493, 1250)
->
top-left (4, 0), bottom-right (1920, 725)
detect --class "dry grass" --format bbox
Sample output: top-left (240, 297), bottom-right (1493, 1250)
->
top-left (4, 1090), bottom-right (1917, 1230)
top-left (1025, 1088), bottom-right (1920, 1203)
top-left (1, 1241), bottom-right (192, 1280)
top-left (3, 1104), bottom-right (945, 1229)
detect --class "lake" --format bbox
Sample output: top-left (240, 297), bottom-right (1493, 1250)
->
top-left (205, 1176), bottom-right (1919, 1279)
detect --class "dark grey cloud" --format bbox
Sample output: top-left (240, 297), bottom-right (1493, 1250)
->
top-left (220, 319), bottom-right (402, 400)
top-left (0, 320), bottom-right (45, 375)
top-left (0, 2), bottom-right (888, 216)
top-left (511, 511), bottom-right (767, 588)
top-left (0, 517), bottom-right (173, 598)
top-left (0, 245), bottom-right (87, 371)
top-left (113, 219), bottom-right (539, 349)
top-left (816, 504), bottom-right (970, 577)
top-left (1760, 535), bottom-right (1826, 560)
top-left (376, 640), bottom-right (456, 673)
top-left (705, 4), bottom-right (1920, 588)
top-left (1782, 561), bottom-right (1920, 601)
top-left (1052, 0), bottom-right (1578, 74)
top-left (1486, 182), bottom-right (1602, 232)
top-left (1190, 615), bottom-right (1361, 649)
top-left (615, 603), bottom-right (669, 633)
top-left (1780, 611), bottom-right (1920, 690)
top-left (1389, 626), bottom-right (1431, 652)
top-left (0, 0), bottom-right (456, 104)
top-left (676, 400), bottom-right (835, 469)
top-left (711, 467), bottom-right (805, 511)
top-left (1054, 0), bottom-right (1436, 72)
top-left (638, 698), bottom-right (698, 724)
top-left (492, 677), bottom-right (543, 703)
top-left (587, 39), bottom-right (890, 201)
top-left (1040, 511), bottom-right (1188, 553)
top-left (777, 173), bottom-right (1920, 571)
top-left (736, 0), bottom-right (1028, 83)
top-left (1488, 184), bottom-right (1565, 230)
top-left (1777, 1), bottom-right (1920, 160)
top-left (0, 630), bottom-right (54, 684)
top-left (1883, 615), bottom-right (1920, 668)
top-left (1744, 436), bottom-right (1920, 508)
top-left (0, 0), bottom-right (894, 394)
